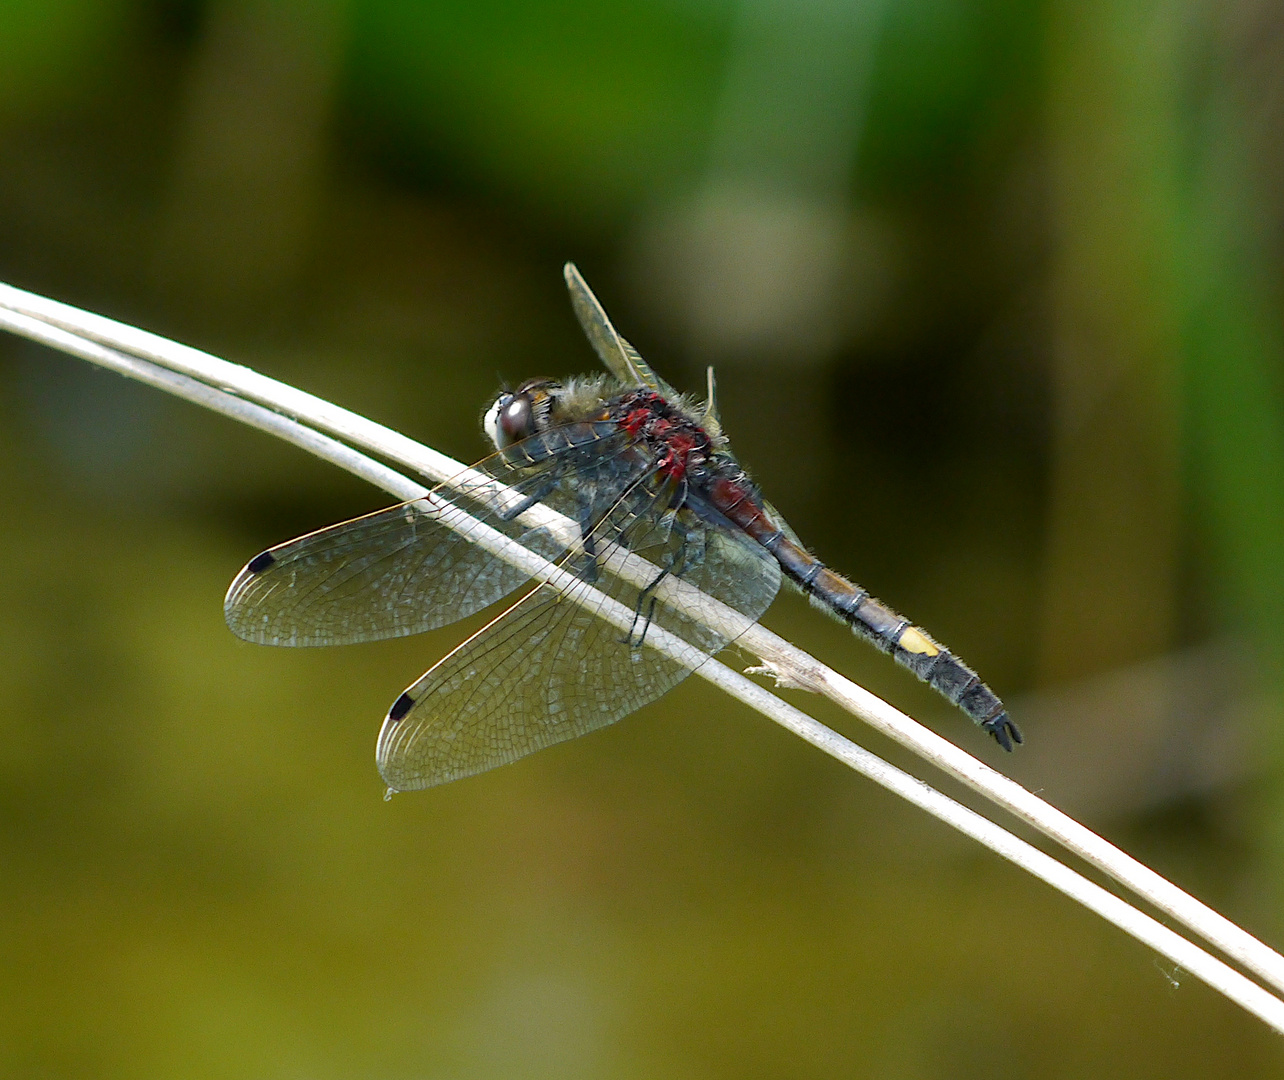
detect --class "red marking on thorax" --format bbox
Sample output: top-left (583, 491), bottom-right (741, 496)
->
top-left (622, 409), bottom-right (651, 435)
top-left (656, 431), bottom-right (698, 479)
top-left (615, 392), bottom-right (712, 481)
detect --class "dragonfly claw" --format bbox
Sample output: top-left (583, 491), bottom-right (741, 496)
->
top-left (982, 713), bottom-right (1023, 752)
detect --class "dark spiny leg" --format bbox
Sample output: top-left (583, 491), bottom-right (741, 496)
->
top-left (678, 513), bottom-right (711, 601)
top-left (576, 495), bottom-right (601, 584)
top-left (626, 488), bottom-right (691, 650)
top-left (628, 569), bottom-right (666, 649)
top-left (497, 470), bottom-right (561, 522)
top-left (629, 540), bottom-right (687, 649)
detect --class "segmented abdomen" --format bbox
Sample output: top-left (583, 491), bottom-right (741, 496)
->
top-left (721, 489), bottom-right (1020, 751)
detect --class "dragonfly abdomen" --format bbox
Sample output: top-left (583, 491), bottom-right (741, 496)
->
top-left (764, 530), bottom-right (1021, 752)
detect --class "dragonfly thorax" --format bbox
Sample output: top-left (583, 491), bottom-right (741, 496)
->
top-left (609, 388), bottom-right (715, 483)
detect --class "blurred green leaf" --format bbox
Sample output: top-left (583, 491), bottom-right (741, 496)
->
top-left (349, 0), bottom-right (733, 220)
top-left (0, 0), bottom-right (128, 114)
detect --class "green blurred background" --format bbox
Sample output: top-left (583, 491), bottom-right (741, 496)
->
top-left (2, 0), bottom-right (1284, 1075)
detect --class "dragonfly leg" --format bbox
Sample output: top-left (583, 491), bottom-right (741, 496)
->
top-left (575, 491), bottom-right (602, 584)
top-left (625, 509), bottom-right (697, 650)
top-left (626, 562), bottom-right (671, 649)
top-left (496, 471), bottom-right (561, 522)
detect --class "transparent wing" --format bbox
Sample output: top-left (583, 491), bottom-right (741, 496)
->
top-left (563, 262), bottom-right (682, 400)
top-left (224, 424), bottom-right (634, 646)
top-left (376, 479), bottom-right (782, 791)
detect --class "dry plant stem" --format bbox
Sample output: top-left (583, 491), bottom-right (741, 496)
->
top-left (5, 316), bottom-right (1284, 1032)
top-left (3, 286), bottom-right (1284, 1026)
top-left (0, 307), bottom-right (428, 502)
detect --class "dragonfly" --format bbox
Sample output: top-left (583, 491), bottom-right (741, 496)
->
top-left (225, 264), bottom-right (1020, 792)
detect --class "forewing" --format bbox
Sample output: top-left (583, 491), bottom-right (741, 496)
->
top-left (224, 426), bottom-right (631, 646)
top-left (377, 484), bottom-right (782, 790)
top-left (563, 263), bottom-right (681, 399)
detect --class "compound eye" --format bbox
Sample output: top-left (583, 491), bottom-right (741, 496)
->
top-left (497, 394), bottom-right (536, 448)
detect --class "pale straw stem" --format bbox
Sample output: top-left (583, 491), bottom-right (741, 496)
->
top-left (3, 283), bottom-right (1284, 1031)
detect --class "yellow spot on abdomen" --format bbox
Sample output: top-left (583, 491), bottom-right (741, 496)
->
top-left (898, 626), bottom-right (940, 656)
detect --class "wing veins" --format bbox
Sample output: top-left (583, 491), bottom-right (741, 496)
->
top-left (226, 425), bottom-right (652, 645)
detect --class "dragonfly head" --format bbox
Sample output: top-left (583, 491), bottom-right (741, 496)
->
top-left (483, 378), bottom-right (562, 450)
